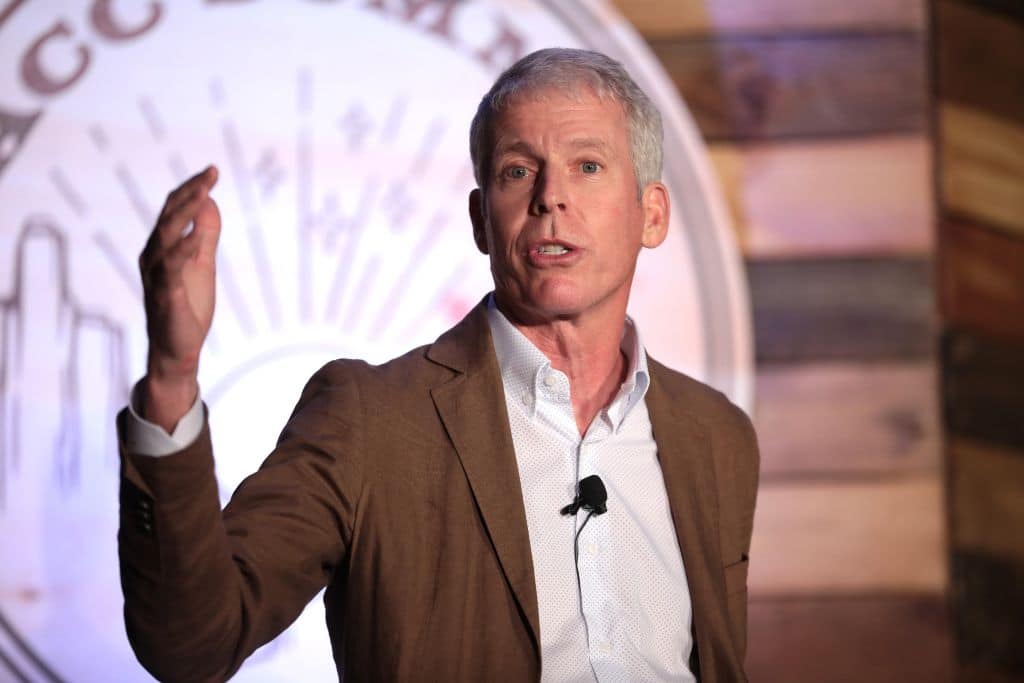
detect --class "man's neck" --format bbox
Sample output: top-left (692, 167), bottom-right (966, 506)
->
top-left (496, 301), bottom-right (629, 437)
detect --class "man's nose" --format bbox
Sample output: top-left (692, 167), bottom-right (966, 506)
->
top-left (530, 169), bottom-right (567, 215)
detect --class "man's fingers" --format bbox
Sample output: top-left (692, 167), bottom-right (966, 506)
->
top-left (166, 228), bottom-right (202, 268)
top-left (160, 165), bottom-right (218, 220)
top-left (153, 184), bottom-right (220, 250)
top-left (158, 166), bottom-right (215, 222)
top-left (143, 165), bottom-right (220, 264)
top-left (193, 195), bottom-right (221, 240)
top-left (145, 207), bottom-right (214, 273)
top-left (192, 196), bottom-right (222, 264)
top-left (143, 229), bottom-right (202, 295)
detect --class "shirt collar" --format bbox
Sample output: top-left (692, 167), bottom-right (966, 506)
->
top-left (485, 293), bottom-right (650, 431)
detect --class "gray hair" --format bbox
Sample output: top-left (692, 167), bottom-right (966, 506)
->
top-left (469, 48), bottom-right (664, 199)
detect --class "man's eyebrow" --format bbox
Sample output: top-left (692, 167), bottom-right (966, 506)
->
top-left (568, 137), bottom-right (613, 154)
top-left (492, 137), bottom-right (614, 159)
top-left (492, 140), bottom-right (537, 159)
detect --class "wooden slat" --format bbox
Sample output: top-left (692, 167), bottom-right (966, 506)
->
top-left (951, 551), bottom-right (1024, 677)
top-left (649, 33), bottom-right (926, 140)
top-left (942, 329), bottom-right (1024, 450)
top-left (954, 0), bottom-right (1024, 23)
top-left (610, 0), bottom-right (925, 37)
top-left (710, 136), bottom-right (933, 257)
top-left (940, 103), bottom-right (1024, 238)
top-left (748, 596), bottom-right (953, 683)
top-left (951, 438), bottom-right (1024, 564)
top-left (748, 257), bottom-right (935, 363)
top-left (749, 475), bottom-right (946, 594)
top-left (937, 0), bottom-right (1024, 123)
top-left (940, 217), bottom-right (1024, 342)
top-left (956, 665), bottom-right (1024, 683)
top-left (755, 361), bottom-right (940, 478)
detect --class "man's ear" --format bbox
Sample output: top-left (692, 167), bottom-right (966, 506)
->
top-left (640, 182), bottom-right (670, 249)
top-left (469, 188), bottom-right (489, 254)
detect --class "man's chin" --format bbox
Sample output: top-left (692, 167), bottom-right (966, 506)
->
top-left (495, 280), bottom-right (628, 326)
top-left (494, 293), bottom-right (575, 326)
top-left (509, 294), bottom-right (597, 326)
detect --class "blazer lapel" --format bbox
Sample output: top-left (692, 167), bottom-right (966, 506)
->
top-left (646, 361), bottom-right (741, 680)
top-left (426, 302), bottom-right (541, 656)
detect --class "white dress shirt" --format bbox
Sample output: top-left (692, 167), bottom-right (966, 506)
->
top-left (486, 298), bottom-right (695, 683)
top-left (124, 296), bottom-right (695, 681)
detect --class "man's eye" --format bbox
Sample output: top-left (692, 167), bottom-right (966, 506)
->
top-left (506, 166), bottom-right (529, 179)
top-left (581, 161), bottom-right (600, 174)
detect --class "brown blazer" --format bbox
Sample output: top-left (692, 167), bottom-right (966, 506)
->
top-left (118, 301), bottom-right (759, 682)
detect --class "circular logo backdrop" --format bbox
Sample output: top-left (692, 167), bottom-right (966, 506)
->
top-left (0, 1), bottom-right (751, 680)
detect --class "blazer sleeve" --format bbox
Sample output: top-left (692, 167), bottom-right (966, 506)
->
top-left (715, 401), bottom-right (760, 665)
top-left (118, 361), bottom-right (365, 682)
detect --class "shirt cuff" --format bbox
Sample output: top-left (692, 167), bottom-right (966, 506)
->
top-left (122, 379), bottom-right (205, 457)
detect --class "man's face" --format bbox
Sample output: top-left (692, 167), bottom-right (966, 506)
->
top-left (469, 86), bottom-right (668, 327)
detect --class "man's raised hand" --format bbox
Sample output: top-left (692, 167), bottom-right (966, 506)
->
top-left (138, 166), bottom-right (221, 432)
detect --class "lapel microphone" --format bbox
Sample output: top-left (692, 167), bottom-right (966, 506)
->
top-left (560, 475), bottom-right (608, 516)
top-left (563, 475), bottom-right (608, 586)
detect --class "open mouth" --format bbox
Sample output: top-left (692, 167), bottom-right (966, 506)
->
top-left (535, 244), bottom-right (571, 255)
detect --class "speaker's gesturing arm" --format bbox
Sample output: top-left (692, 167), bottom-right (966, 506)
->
top-left (118, 166), bottom-right (357, 682)
top-left (138, 165), bottom-right (221, 434)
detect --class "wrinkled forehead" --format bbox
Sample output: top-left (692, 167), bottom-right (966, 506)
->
top-left (487, 83), bottom-right (629, 142)
top-left (496, 79), bottom-right (625, 117)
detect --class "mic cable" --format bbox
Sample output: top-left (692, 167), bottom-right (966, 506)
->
top-left (560, 475), bottom-right (608, 586)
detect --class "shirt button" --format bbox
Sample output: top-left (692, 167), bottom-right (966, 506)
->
top-left (597, 642), bottom-right (613, 654)
top-left (543, 374), bottom-right (557, 388)
top-left (521, 391), bottom-right (530, 405)
top-left (586, 542), bottom-right (600, 556)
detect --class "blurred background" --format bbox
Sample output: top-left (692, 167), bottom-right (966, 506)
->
top-left (1, 0), bottom-right (1022, 681)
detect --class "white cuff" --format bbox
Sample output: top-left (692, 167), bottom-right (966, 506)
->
top-left (122, 379), bottom-right (205, 457)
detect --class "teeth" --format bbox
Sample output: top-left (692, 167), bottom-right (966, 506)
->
top-left (537, 245), bottom-right (569, 255)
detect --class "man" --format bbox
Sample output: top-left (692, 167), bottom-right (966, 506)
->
top-left (119, 48), bottom-right (758, 682)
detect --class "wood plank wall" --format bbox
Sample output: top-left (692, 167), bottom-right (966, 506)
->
top-left (934, 1), bottom-right (1024, 681)
top-left (609, 1), bottom-right (953, 680)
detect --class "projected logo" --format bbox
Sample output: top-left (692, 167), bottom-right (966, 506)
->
top-left (0, 1), bottom-right (751, 680)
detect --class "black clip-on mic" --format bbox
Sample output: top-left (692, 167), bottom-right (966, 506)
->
top-left (561, 475), bottom-right (608, 582)
top-left (560, 475), bottom-right (608, 517)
